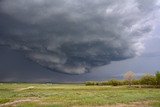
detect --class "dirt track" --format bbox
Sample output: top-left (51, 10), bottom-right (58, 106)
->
top-left (0, 98), bottom-right (39, 107)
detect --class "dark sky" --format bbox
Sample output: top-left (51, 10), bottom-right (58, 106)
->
top-left (0, 0), bottom-right (160, 82)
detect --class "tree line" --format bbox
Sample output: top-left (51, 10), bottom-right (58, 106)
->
top-left (85, 71), bottom-right (160, 88)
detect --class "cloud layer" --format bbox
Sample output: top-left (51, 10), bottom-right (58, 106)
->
top-left (0, 0), bottom-right (159, 74)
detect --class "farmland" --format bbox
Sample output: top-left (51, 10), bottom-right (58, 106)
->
top-left (0, 83), bottom-right (160, 107)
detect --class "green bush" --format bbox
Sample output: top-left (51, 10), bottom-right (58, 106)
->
top-left (132, 80), bottom-right (140, 85)
top-left (122, 80), bottom-right (140, 85)
top-left (122, 80), bottom-right (128, 85)
top-left (156, 71), bottom-right (160, 86)
top-left (107, 79), bottom-right (122, 86)
top-left (85, 81), bottom-right (98, 86)
top-left (85, 80), bottom-right (123, 86)
top-left (100, 81), bottom-right (109, 85)
top-left (85, 81), bottom-right (95, 86)
top-left (140, 74), bottom-right (156, 85)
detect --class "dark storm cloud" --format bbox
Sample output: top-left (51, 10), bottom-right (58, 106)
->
top-left (0, 0), bottom-right (159, 74)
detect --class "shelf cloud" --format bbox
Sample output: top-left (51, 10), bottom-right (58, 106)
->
top-left (0, 0), bottom-right (159, 74)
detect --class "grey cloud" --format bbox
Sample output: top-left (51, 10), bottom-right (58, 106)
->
top-left (0, 0), bottom-right (159, 74)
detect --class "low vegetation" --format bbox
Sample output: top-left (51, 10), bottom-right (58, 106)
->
top-left (0, 83), bottom-right (160, 107)
top-left (0, 71), bottom-right (159, 107)
top-left (85, 71), bottom-right (160, 88)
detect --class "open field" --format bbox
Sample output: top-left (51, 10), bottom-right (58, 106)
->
top-left (0, 83), bottom-right (160, 107)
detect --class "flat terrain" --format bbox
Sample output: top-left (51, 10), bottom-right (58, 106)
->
top-left (0, 83), bottom-right (160, 107)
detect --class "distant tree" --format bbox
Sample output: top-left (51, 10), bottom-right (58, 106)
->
top-left (140, 74), bottom-right (156, 85)
top-left (156, 71), bottom-right (160, 86)
top-left (124, 71), bottom-right (135, 87)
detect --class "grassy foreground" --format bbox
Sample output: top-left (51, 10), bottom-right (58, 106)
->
top-left (0, 83), bottom-right (160, 107)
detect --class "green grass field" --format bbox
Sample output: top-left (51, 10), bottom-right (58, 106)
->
top-left (0, 83), bottom-right (160, 107)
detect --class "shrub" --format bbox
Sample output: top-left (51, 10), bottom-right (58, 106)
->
top-left (85, 81), bottom-right (95, 86)
top-left (140, 74), bottom-right (156, 85)
top-left (85, 81), bottom-right (99, 86)
top-left (98, 81), bottom-right (108, 86)
top-left (122, 79), bottom-right (140, 85)
top-left (122, 80), bottom-right (129, 85)
top-left (156, 71), bottom-right (160, 86)
top-left (107, 79), bottom-right (122, 86)
top-left (132, 79), bottom-right (140, 85)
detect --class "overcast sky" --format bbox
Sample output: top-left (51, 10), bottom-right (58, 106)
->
top-left (0, 0), bottom-right (160, 82)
